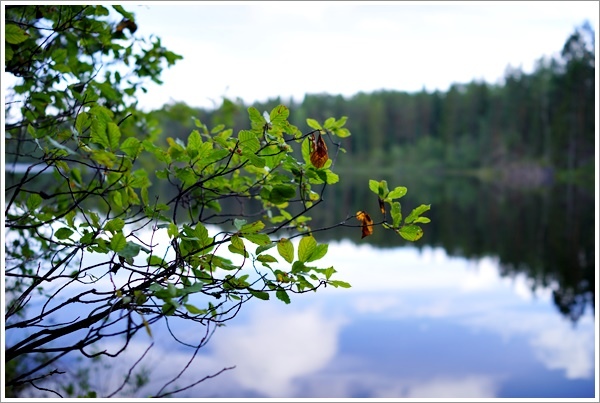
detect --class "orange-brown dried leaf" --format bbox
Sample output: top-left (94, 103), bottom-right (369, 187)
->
top-left (310, 133), bottom-right (329, 168)
top-left (356, 210), bottom-right (374, 239)
top-left (116, 18), bottom-right (138, 34)
top-left (378, 197), bottom-right (386, 215)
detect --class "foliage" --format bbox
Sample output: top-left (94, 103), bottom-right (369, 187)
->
top-left (153, 22), bottom-right (595, 182)
top-left (3, 5), bottom-right (429, 398)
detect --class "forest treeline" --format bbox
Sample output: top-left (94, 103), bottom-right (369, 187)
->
top-left (148, 22), bottom-right (595, 186)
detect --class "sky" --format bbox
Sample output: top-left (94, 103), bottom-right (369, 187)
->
top-left (128, 1), bottom-right (599, 111)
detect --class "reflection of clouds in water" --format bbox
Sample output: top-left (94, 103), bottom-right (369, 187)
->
top-left (401, 375), bottom-right (499, 398)
top-left (320, 241), bottom-right (551, 305)
top-left (207, 303), bottom-right (347, 397)
top-left (350, 290), bottom-right (594, 382)
top-left (292, 368), bottom-right (500, 398)
top-left (41, 236), bottom-right (593, 397)
top-left (530, 316), bottom-right (595, 379)
top-left (333, 238), bottom-right (594, 384)
top-left (462, 311), bottom-right (595, 380)
top-left (96, 303), bottom-right (348, 397)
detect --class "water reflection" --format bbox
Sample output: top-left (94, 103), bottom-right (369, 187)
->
top-left (7, 169), bottom-right (595, 398)
top-left (310, 174), bottom-right (595, 323)
top-left (87, 242), bottom-right (594, 398)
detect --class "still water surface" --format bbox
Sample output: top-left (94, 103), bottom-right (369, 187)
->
top-left (9, 174), bottom-right (596, 398)
top-left (96, 241), bottom-right (594, 398)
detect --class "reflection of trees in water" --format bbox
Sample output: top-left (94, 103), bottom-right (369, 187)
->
top-left (9, 169), bottom-right (594, 323)
top-left (148, 170), bottom-right (594, 323)
top-left (311, 173), bottom-right (595, 323)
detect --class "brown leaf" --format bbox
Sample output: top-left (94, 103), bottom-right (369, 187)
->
top-left (116, 18), bottom-right (138, 34)
top-left (310, 133), bottom-right (329, 168)
top-left (378, 197), bottom-right (386, 215)
top-left (356, 210), bottom-right (374, 239)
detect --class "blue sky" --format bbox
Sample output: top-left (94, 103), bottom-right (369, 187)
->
top-left (128, 1), bottom-right (599, 111)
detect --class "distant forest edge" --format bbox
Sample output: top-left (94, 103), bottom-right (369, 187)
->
top-left (148, 22), bottom-right (595, 188)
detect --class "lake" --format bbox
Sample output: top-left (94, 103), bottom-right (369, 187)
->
top-left (6, 173), bottom-right (596, 398)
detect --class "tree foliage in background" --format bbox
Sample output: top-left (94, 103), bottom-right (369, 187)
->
top-left (3, 5), bottom-right (429, 397)
top-left (154, 22), bottom-right (595, 183)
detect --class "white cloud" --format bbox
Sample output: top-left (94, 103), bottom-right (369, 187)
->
top-left (128, 2), bottom-right (598, 110)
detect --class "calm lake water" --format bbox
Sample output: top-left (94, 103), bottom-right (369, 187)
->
top-left (7, 173), bottom-right (597, 398)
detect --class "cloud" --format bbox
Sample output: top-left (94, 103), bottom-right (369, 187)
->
top-left (530, 316), bottom-right (596, 379)
top-left (289, 368), bottom-right (501, 398)
top-left (462, 311), bottom-right (595, 380)
top-left (401, 375), bottom-right (500, 398)
top-left (207, 303), bottom-right (348, 397)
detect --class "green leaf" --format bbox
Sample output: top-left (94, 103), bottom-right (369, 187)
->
top-left (292, 260), bottom-right (308, 273)
top-left (242, 150), bottom-right (266, 168)
top-left (323, 117), bottom-right (336, 129)
top-left (324, 171), bottom-right (339, 184)
top-left (398, 225), bottom-right (424, 241)
top-left (248, 106), bottom-right (266, 127)
top-left (240, 220), bottom-right (265, 233)
top-left (5, 24), bottom-right (29, 44)
top-left (413, 217), bottom-right (431, 224)
top-left (231, 234), bottom-right (245, 251)
top-left (238, 130), bottom-right (260, 153)
top-left (334, 127), bottom-right (351, 138)
top-left (89, 106), bottom-right (114, 149)
top-left (184, 304), bottom-right (206, 315)
top-left (269, 105), bottom-right (289, 126)
top-left (334, 116), bottom-right (348, 128)
top-left (301, 137), bottom-right (311, 165)
top-left (277, 238), bottom-right (294, 264)
top-left (111, 190), bottom-right (123, 207)
top-left (257, 254), bottom-right (278, 263)
top-left (378, 180), bottom-right (389, 198)
top-left (167, 223), bottom-right (179, 238)
top-left (147, 255), bottom-right (167, 267)
top-left (55, 227), bottom-right (74, 240)
top-left (256, 242), bottom-right (276, 255)
top-left (211, 123), bottom-right (225, 134)
top-left (391, 202), bottom-right (402, 228)
top-left (104, 218), bottom-right (125, 233)
top-left (130, 169), bottom-right (150, 188)
top-left (243, 233), bottom-right (271, 246)
top-left (195, 222), bottom-right (214, 252)
top-left (120, 137), bottom-right (141, 157)
top-left (162, 301), bottom-right (177, 316)
top-left (27, 124), bottom-right (42, 139)
top-left (118, 241), bottom-right (143, 258)
top-left (306, 243), bottom-right (328, 262)
top-left (306, 118), bottom-right (322, 130)
top-left (110, 232), bottom-right (127, 252)
top-left (269, 184), bottom-right (296, 204)
top-left (405, 204), bottom-right (431, 224)
top-left (276, 288), bottom-right (291, 304)
top-left (387, 186), bottom-right (407, 200)
top-left (298, 236), bottom-right (317, 263)
top-left (112, 4), bottom-right (135, 20)
top-left (233, 218), bottom-right (247, 231)
top-left (368, 179), bottom-right (379, 195)
top-left (186, 130), bottom-right (203, 158)
top-left (5, 45), bottom-right (13, 62)
top-left (26, 193), bottom-right (42, 211)
top-left (249, 289), bottom-right (270, 300)
top-left (229, 234), bottom-right (247, 256)
top-left (329, 280), bottom-right (351, 288)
